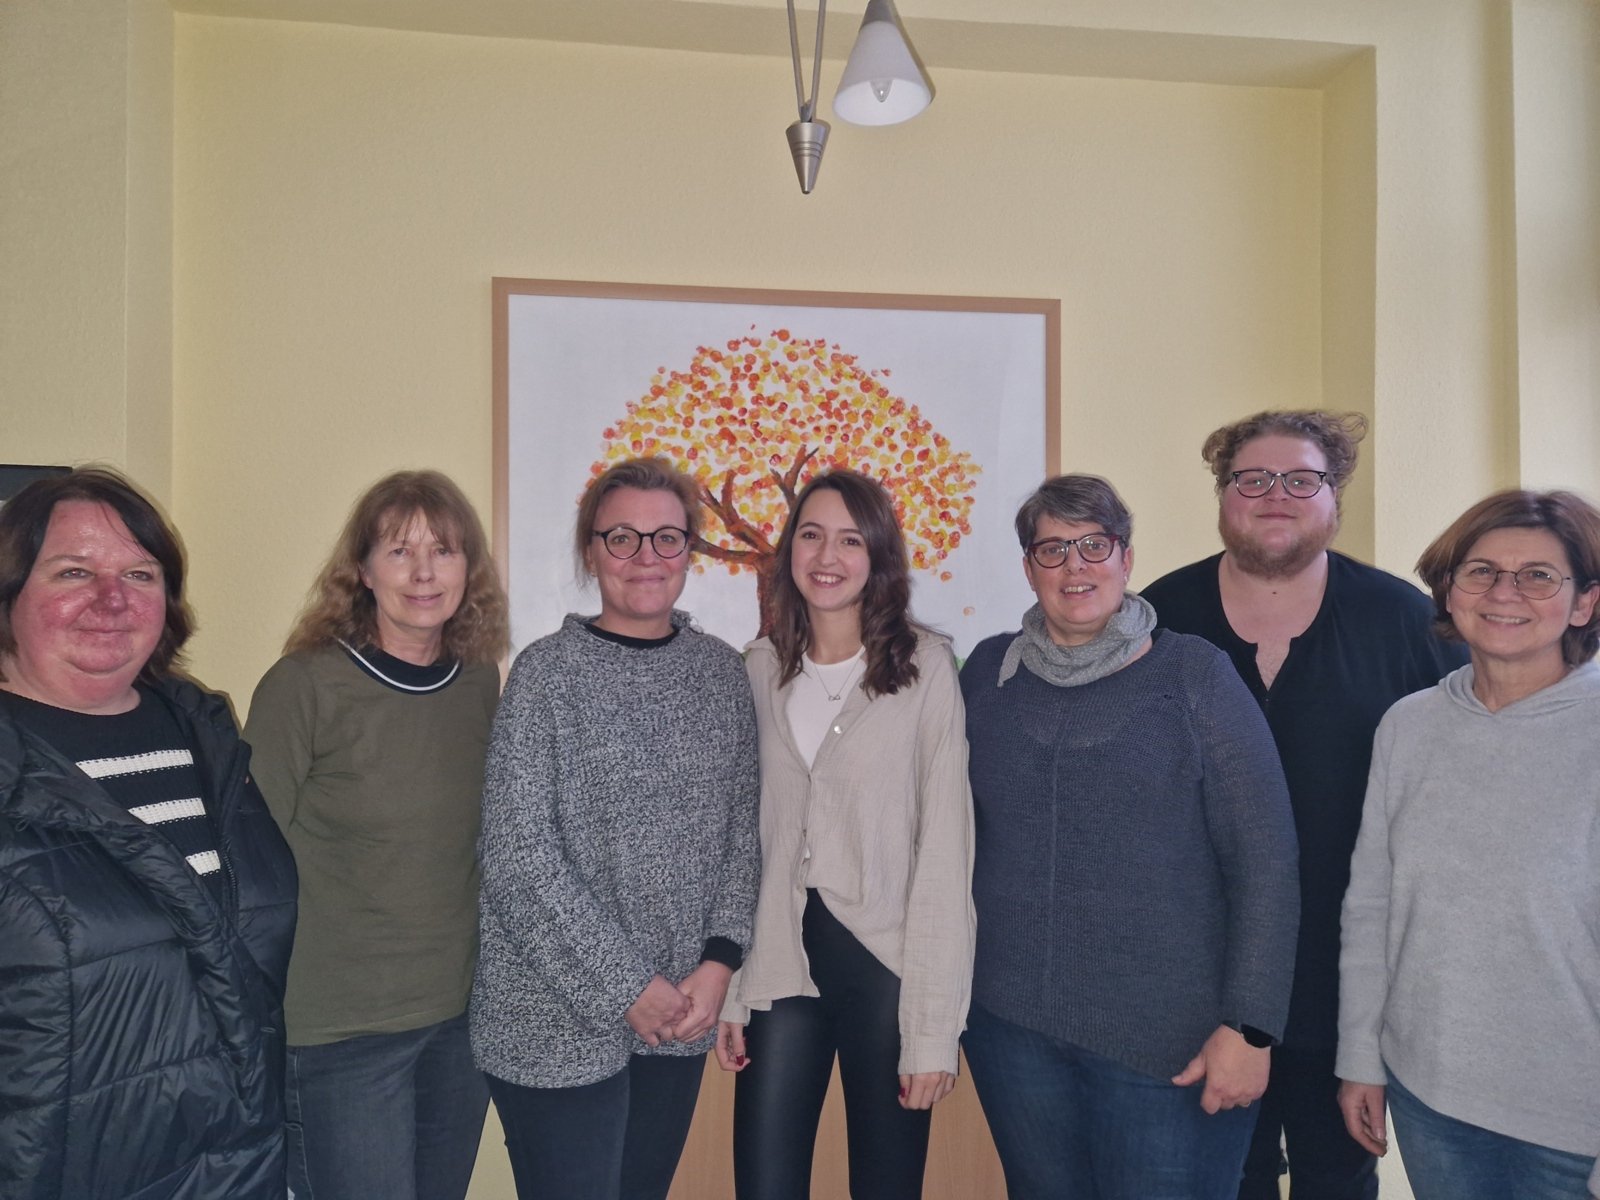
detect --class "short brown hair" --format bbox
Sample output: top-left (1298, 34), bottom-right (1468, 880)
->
top-left (1416, 489), bottom-right (1600, 667)
top-left (0, 466), bottom-right (194, 682)
top-left (1202, 410), bottom-right (1369, 497)
top-left (574, 457), bottom-right (701, 580)
top-left (285, 470), bottom-right (509, 664)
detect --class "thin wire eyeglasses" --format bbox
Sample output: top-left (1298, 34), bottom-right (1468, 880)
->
top-left (1230, 470), bottom-right (1329, 499)
top-left (1026, 533), bottom-right (1120, 568)
top-left (592, 526), bottom-right (691, 560)
top-left (1450, 562), bottom-right (1572, 600)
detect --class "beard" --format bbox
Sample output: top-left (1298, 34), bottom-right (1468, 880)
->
top-left (1219, 508), bottom-right (1339, 580)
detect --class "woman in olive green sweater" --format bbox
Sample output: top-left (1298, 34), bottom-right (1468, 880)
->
top-left (246, 470), bottom-right (508, 1200)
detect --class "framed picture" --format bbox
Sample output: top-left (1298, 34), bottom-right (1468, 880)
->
top-left (0, 464), bottom-right (70, 507)
top-left (494, 278), bottom-right (1059, 657)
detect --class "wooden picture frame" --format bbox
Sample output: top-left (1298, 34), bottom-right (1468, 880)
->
top-left (493, 278), bottom-right (1060, 656)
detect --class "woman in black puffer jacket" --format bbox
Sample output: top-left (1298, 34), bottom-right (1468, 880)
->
top-left (0, 468), bottom-right (296, 1200)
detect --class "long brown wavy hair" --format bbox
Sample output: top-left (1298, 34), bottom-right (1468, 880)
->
top-left (768, 470), bottom-right (921, 697)
top-left (284, 470), bottom-right (509, 665)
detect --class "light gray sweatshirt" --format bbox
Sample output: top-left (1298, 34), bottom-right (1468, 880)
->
top-left (1338, 662), bottom-right (1600, 1189)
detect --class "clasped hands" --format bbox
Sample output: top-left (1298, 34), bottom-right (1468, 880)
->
top-left (624, 963), bottom-right (732, 1048)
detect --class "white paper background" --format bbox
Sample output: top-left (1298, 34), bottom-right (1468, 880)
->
top-left (504, 291), bottom-right (1048, 659)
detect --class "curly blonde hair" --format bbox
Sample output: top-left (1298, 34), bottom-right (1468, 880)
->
top-left (285, 470), bottom-right (509, 664)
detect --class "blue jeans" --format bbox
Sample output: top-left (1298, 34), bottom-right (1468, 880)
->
top-left (285, 1013), bottom-right (489, 1200)
top-left (486, 1053), bottom-right (706, 1200)
top-left (963, 1004), bottom-right (1259, 1200)
top-left (1386, 1073), bottom-right (1596, 1200)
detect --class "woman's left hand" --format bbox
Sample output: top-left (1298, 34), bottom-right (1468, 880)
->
top-left (898, 1071), bottom-right (956, 1110)
top-left (1171, 1025), bottom-right (1269, 1113)
top-left (667, 961), bottom-right (734, 1043)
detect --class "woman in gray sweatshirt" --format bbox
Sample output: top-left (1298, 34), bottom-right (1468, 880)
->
top-left (1337, 489), bottom-right (1600, 1200)
top-left (471, 457), bottom-right (760, 1200)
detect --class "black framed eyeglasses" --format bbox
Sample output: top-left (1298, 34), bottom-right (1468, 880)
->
top-left (1450, 562), bottom-right (1571, 600)
top-left (1026, 533), bottom-right (1120, 568)
top-left (592, 526), bottom-right (690, 560)
top-left (1230, 470), bottom-right (1329, 499)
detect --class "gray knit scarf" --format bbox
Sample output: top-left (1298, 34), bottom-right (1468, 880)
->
top-left (997, 592), bottom-right (1158, 688)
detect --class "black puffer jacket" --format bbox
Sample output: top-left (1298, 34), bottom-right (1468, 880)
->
top-left (0, 678), bottom-right (297, 1200)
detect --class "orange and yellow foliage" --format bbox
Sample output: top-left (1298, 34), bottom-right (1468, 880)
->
top-left (590, 328), bottom-right (980, 578)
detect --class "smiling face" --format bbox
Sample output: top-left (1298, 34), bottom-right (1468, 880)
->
top-left (789, 488), bottom-right (871, 626)
top-left (3, 500), bottom-right (167, 713)
top-left (585, 486), bottom-right (692, 639)
top-left (359, 510), bottom-right (468, 663)
top-left (1023, 515), bottom-right (1133, 646)
top-left (1218, 434), bottom-right (1340, 579)
top-left (1446, 526), bottom-right (1599, 676)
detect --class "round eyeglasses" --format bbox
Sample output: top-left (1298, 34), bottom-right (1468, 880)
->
top-left (1026, 533), bottom-right (1120, 568)
top-left (1450, 562), bottom-right (1571, 600)
top-left (1230, 470), bottom-right (1329, 499)
top-left (593, 526), bottom-right (690, 560)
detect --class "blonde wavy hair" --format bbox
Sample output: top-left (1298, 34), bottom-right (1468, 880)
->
top-left (284, 470), bottom-right (509, 665)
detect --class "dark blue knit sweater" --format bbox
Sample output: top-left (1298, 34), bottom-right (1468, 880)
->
top-left (961, 628), bottom-right (1299, 1080)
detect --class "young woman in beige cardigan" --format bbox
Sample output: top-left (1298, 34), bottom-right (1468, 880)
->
top-left (715, 469), bottom-right (975, 1200)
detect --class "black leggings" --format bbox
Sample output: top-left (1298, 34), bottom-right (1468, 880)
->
top-left (487, 1053), bottom-right (705, 1200)
top-left (733, 890), bottom-right (931, 1200)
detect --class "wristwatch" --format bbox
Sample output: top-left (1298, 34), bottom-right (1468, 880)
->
top-left (1225, 1021), bottom-right (1275, 1048)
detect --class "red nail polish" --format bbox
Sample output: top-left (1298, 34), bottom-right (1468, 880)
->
top-left (736, 1055), bottom-right (746, 1066)
top-left (899, 1086), bottom-right (907, 1098)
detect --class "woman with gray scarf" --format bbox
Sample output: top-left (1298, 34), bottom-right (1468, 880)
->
top-left (958, 473), bottom-right (1300, 1200)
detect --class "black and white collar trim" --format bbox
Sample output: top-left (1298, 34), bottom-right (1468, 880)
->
top-left (338, 640), bottom-right (461, 694)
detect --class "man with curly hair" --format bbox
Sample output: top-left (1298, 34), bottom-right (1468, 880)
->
top-left (1143, 411), bottom-right (1465, 1200)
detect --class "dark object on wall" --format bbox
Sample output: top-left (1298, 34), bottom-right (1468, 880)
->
top-left (0, 465), bottom-right (70, 504)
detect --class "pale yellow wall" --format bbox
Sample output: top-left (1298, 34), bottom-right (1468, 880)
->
top-left (171, 15), bottom-right (1324, 705)
top-left (0, 0), bottom-right (173, 500)
top-left (1509, 0), bottom-right (1600, 491)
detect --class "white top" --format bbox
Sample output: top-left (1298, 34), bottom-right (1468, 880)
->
top-left (785, 650), bottom-right (864, 768)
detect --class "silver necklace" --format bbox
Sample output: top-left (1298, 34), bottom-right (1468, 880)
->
top-left (804, 652), bottom-right (863, 702)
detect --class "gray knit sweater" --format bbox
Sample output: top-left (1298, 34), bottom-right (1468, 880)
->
top-left (470, 613), bottom-right (760, 1088)
top-left (962, 628), bottom-right (1300, 1080)
top-left (1338, 662), bottom-right (1600, 1186)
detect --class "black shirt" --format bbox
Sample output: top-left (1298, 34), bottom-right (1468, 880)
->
top-left (1141, 551), bottom-right (1467, 1047)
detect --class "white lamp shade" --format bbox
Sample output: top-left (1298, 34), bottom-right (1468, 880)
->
top-left (831, 0), bottom-right (933, 126)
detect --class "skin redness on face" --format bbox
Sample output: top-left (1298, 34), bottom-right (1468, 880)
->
top-left (790, 489), bottom-right (871, 621)
top-left (5, 500), bottom-right (167, 712)
top-left (1023, 516), bottom-right (1132, 647)
top-left (1219, 434), bottom-right (1340, 580)
top-left (359, 512), bottom-right (469, 662)
top-left (586, 488), bottom-right (692, 639)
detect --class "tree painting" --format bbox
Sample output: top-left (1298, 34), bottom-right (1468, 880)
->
top-left (588, 327), bottom-right (981, 632)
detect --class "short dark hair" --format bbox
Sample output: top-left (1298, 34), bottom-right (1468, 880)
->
top-left (0, 466), bottom-right (194, 682)
top-left (1416, 489), bottom-right (1600, 667)
top-left (1201, 410), bottom-right (1369, 499)
top-left (574, 457), bottom-right (702, 582)
top-left (1014, 474), bottom-right (1133, 550)
top-left (768, 470), bottom-right (920, 697)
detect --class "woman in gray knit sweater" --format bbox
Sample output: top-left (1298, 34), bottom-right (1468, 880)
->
top-left (471, 457), bottom-right (760, 1200)
top-left (960, 474), bottom-right (1299, 1200)
top-left (1337, 490), bottom-right (1600, 1200)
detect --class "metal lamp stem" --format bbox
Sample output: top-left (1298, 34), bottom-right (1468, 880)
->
top-left (785, 0), bottom-right (830, 193)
